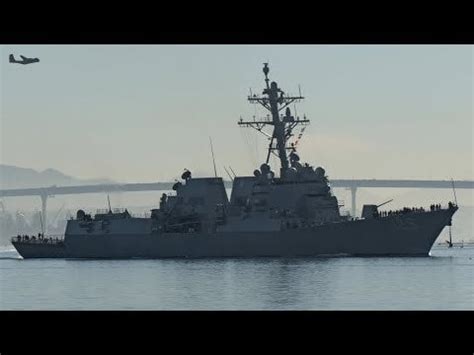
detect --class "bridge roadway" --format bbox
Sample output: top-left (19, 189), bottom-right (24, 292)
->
top-left (1, 179), bottom-right (473, 233)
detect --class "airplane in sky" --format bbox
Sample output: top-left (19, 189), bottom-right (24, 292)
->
top-left (9, 54), bottom-right (40, 65)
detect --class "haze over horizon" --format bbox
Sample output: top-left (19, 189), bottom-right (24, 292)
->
top-left (1, 45), bottom-right (473, 183)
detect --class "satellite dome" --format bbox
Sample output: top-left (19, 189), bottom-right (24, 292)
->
top-left (172, 182), bottom-right (183, 191)
top-left (181, 169), bottom-right (192, 180)
top-left (253, 169), bottom-right (261, 177)
top-left (76, 209), bottom-right (85, 220)
top-left (290, 152), bottom-right (300, 162)
top-left (315, 167), bottom-right (326, 177)
top-left (260, 163), bottom-right (270, 174)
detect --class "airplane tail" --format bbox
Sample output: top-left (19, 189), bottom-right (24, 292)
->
top-left (9, 54), bottom-right (16, 63)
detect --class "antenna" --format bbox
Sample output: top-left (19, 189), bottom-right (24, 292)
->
top-left (107, 195), bottom-right (112, 212)
top-left (229, 166), bottom-right (237, 178)
top-left (377, 199), bottom-right (394, 208)
top-left (223, 166), bottom-right (234, 182)
top-left (263, 62), bottom-right (270, 89)
top-left (209, 137), bottom-right (218, 178)
top-left (451, 178), bottom-right (458, 206)
top-left (298, 84), bottom-right (302, 97)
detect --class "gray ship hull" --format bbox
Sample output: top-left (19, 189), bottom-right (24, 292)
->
top-left (13, 208), bottom-right (455, 259)
top-left (12, 241), bottom-right (66, 258)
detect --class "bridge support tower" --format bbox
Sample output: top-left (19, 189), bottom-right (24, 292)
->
top-left (40, 192), bottom-right (48, 235)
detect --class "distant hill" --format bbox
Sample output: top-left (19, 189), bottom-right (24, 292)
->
top-left (0, 164), bottom-right (115, 189)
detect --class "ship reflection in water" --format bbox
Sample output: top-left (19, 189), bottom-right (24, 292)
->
top-left (0, 245), bottom-right (473, 310)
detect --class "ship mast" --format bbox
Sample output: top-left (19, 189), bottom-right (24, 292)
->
top-left (238, 63), bottom-right (309, 178)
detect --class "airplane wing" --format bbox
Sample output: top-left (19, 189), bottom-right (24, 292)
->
top-left (20, 55), bottom-right (28, 60)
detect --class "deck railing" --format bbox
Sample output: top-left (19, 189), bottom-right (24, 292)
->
top-left (11, 234), bottom-right (65, 244)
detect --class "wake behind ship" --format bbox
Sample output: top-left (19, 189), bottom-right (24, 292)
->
top-left (12, 64), bottom-right (458, 259)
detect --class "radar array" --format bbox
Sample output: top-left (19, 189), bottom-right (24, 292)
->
top-left (238, 63), bottom-right (310, 178)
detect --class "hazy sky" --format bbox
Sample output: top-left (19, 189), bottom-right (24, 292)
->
top-left (1, 45), bottom-right (472, 182)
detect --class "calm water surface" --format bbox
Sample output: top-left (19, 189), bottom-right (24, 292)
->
top-left (0, 245), bottom-right (472, 310)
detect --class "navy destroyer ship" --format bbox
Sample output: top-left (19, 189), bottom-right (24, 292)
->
top-left (11, 64), bottom-right (458, 258)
